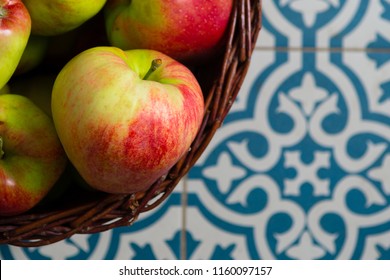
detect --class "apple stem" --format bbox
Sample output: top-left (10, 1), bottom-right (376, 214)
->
top-left (142, 59), bottom-right (162, 80)
top-left (0, 136), bottom-right (4, 159)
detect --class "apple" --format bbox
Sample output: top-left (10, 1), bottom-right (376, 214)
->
top-left (0, 94), bottom-right (68, 216)
top-left (23, 0), bottom-right (107, 36)
top-left (0, 0), bottom-right (31, 90)
top-left (104, 0), bottom-right (233, 64)
top-left (52, 47), bottom-right (204, 194)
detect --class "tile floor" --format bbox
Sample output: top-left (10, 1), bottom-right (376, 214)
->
top-left (1, 0), bottom-right (390, 260)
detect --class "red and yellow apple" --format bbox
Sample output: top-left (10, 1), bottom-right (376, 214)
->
top-left (23, 0), bottom-right (107, 36)
top-left (0, 0), bottom-right (31, 90)
top-left (104, 0), bottom-right (233, 64)
top-left (0, 94), bottom-right (68, 216)
top-left (52, 47), bottom-right (204, 194)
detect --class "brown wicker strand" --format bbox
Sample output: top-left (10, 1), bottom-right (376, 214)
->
top-left (209, 1), bottom-right (238, 123)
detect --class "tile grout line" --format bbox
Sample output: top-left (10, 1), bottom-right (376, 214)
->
top-left (255, 46), bottom-right (390, 53)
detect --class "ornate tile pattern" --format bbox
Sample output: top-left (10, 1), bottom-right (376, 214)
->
top-left (186, 49), bottom-right (390, 259)
top-left (259, 0), bottom-right (390, 49)
top-left (1, 0), bottom-right (390, 260)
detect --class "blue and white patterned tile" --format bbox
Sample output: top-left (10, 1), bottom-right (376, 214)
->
top-left (0, 182), bottom-right (185, 260)
top-left (259, 0), bottom-right (390, 49)
top-left (186, 47), bottom-right (390, 259)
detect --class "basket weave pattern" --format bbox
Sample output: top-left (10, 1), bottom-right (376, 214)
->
top-left (0, 0), bottom-right (262, 247)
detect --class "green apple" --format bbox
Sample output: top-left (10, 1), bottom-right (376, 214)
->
top-left (0, 94), bottom-right (68, 216)
top-left (0, 0), bottom-right (31, 90)
top-left (23, 0), bottom-right (107, 36)
top-left (105, 0), bottom-right (233, 64)
top-left (52, 47), bottom-right (204, 194)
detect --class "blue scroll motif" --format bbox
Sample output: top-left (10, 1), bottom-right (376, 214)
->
top-left (186, 0), bottom-right (390, 259)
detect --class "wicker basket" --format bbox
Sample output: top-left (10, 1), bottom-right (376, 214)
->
top-left (0, 0), bottom-right (262, 247)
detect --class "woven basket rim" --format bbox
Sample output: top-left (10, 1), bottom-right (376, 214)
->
top-left (0, 0), bottom-right (262, 247)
